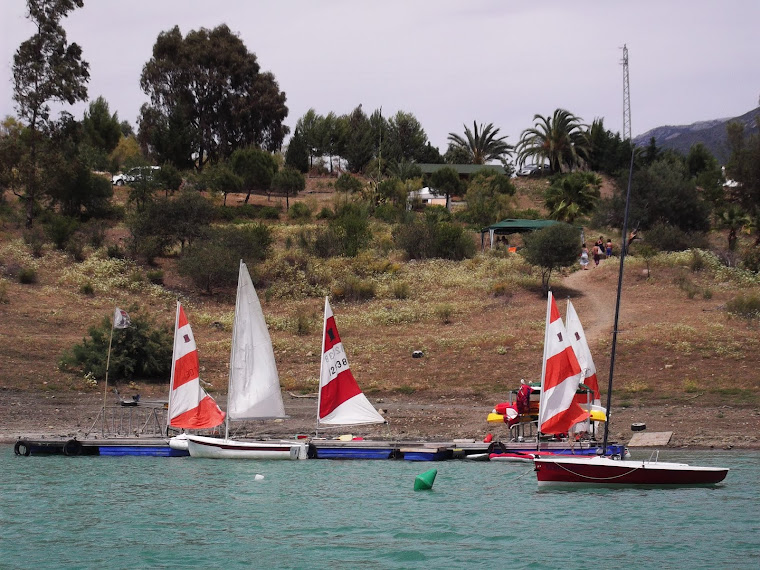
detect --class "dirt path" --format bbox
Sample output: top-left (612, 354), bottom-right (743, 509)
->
top-left (561, 257), bottom-right (618, 343)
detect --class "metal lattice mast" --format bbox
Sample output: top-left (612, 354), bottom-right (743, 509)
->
top-left (622, 44), bottom-right (632, 141)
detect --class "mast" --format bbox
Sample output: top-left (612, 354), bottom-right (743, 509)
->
top-left (224, 261), bottom-right (244, 440)
top-left (316, 297), bottom-right (328, 435)
top-left (167, 300), bottom-right (180, 430)
top-left (603, 46), bottom-right (635, 454)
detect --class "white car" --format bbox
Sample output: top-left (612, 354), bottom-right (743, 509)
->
top-left (112, 166), bottom-right (160, 186)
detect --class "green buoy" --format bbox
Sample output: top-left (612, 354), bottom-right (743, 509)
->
top-left (414, 468), bottom-right (437, 491)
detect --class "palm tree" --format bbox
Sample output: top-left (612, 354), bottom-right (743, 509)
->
top-left (544, 172), bottom-right (602, 222)
top-left (718, 204), bottom-right (750, 251)
top-left (516, 109), bottom-right (590, 173)
top-left (446, 121), bottom-right (513, 164)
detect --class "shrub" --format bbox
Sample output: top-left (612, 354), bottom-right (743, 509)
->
top-left (45, 214), bottom-right (79, 250)
top-left (392, 281), bottom-right (410, 300)
top-left (725, 294), bottom-right (760, 320)
top-left (332, 277), bottom-right (376, 301)
top-left (393, 215), bottom-right (475, 261)
top-left (435, 303), bottom-right (454, 324)
top-left (289, 201), bottom-right (312, 221)
top-left (0, 280), bottom-right (9, 304)
top-left (59, 307), bottom-right (172, 382)
top-left (146, 269), bottom-right (164, 285)
top-left (107, 244), bottom-right (124, 259)
top-left (80, 282), bottom-right (95, 296)
top-left (23, 227), bottom-right (46, 257)
top-left (18, 267), bottom-right (37, 284)
top-left (642, 222), bottom-right (708, 252)
top-left (316, 206), bottom-right (334, 220)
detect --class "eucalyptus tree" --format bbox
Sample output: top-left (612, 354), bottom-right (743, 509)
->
top-left (12, 0), bottom-right (89, 227)
top-left (517, 109), bottom-right (590, 174)
top-left (385, 110), bottom-right (430, 164)
top-left (139, 25), bottom-right (288, 170)
top-left (446, 121), bottom-right (512, 164)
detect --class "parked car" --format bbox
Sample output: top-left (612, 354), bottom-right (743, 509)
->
top-left (516, 164), bottom-right (550, 177)
top-left (112, 166), bottom-right (160, 186)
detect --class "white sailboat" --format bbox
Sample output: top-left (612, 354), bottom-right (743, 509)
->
top-left (186, 261), bottom-right (307, 459)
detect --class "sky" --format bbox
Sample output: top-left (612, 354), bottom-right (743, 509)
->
top-left (1, 0), bottom-right (758, 156)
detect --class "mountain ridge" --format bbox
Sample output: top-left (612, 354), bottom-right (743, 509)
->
top-left (633, 106), bottom-right (760, 163)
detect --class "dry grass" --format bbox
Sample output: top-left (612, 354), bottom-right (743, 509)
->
top-left (1, 187), bottom-right (760, 424)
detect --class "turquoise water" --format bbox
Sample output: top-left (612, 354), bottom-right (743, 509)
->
top-left (1, 447), bottom-right (758, 569)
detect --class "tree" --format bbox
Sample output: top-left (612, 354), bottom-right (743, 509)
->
top-left (717, 204), bottom-right (750, 251)
top-left (517, 109), bottom-right (589, 174)
top-left (295, 108), bottom-right (320, 168)
top-left (586, 118), bottom-right (632, 175)
top-left (544, 172), bottom-right (602, 222)
top-left (178, 225), bottom-right (273, 293)
top-left (342, 105), bottom-right (376, 173)
top-left (334, 173), bottom-right (363, 193)
top-left (139, 25), bottom-right (288, 170)
top-left (384, 110), bottom-right (431, 164)
top-left (429, 166), bottom-right (465, 209)
top-left (725, 119), bottom-right (760, 213)
top-left (203, 162), bottom-right (243, 206)
top-left (447, 121), bottom-right (512, 164)
top-left (285, 128), bottom-right (309, 173)
top-left (82, 96), bottom-right (121, 155)
top-left (463, 170), bottom-right (515, 226)
top-left (229, 147), bottom-right (278, 203)
top-left (521, 222), bottom-right (581, 293)
top-left (12, 0), bottom-right (90, 227)
top-left (271, 167), bottom-right (305, 210)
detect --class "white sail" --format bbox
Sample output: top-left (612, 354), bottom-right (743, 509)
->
top-left (226, 260), bottom-right (287, 421)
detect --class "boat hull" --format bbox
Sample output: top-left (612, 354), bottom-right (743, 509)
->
top-left (186, 435), bottom-right (308, 459)
top-left (534, 456), bottom-right (729, 488)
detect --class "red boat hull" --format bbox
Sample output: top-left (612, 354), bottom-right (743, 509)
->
top-left (535, 457), bottom-right (729, 488)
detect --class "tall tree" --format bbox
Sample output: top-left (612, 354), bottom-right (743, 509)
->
top-left (139, 25), bottom-right (288, 171)
top-left (271, 167), bottom-right (305, 210)
top-left (12, 0), bottom-right (90, 227)
top-left (446, 121), bottom-right (512, 164)
top-left (285, 128), bottom-right (309, 173)
top-left (82, 96), bottom-right (121, 154)
top-left (385, 110), bottom-right (430, 164)
top-left (517, 109), bottom-right (589, 174)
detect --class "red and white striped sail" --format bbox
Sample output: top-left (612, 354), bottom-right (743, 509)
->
top-left (168, 302), bottom-right (225, 429)
top-left (538, 292), bottom-right (588, 435)
top-left (565, 299), bottom-right (601, 403)
top-left (318, 298), bottom-right (385, 427)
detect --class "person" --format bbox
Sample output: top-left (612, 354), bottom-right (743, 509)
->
top-left (592, 243), bottom-right (601, 267)
top-left (606, 239), bottom-right (613, 257)
top-left (580, 244), bottom-right (589, 270)
top-left (595, 236), bottom-right (604, 253)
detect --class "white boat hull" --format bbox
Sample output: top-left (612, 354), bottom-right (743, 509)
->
top-left (186, 434), bottom-right (308, 460)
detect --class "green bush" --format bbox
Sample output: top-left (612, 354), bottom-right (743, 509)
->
top-left (332, 277), bottom-right (376, 301)
top-left (289, 202), bottom-right (312, 221)
top-left (435, 303), bottom-right (454, 324)
top-left (392, 281), bottom-right (410, 299)
top-left (642, 222), bottom-right (709, 252)
top-left (146, 269), bottom-right (164, 285)
top-left (80, 282), bottom-right (95, 296)
top-left (23, 227), bottom-right (46, 257)
top-left (18, 267), bottom-right (37, 284)
top-left (393, 215), bottom-right (475, 261)
top-left (45, 214), bottom-right (80, 250)
top-left (726, 294), bottom-right (760, 320)
top-left (59, 307), bottom-right (172, 382)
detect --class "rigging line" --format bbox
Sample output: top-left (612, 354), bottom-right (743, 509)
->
top-left (549, 460), bottom-right (643, 480)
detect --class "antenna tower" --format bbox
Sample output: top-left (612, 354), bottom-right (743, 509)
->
top-left (622, 44), bottom-right (631, 141)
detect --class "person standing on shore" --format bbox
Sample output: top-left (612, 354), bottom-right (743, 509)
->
top-left (580, 244), bottom-right (589, 270)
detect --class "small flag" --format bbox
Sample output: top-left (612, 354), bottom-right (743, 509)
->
top-left (113, 307), bottom-right (131, 329)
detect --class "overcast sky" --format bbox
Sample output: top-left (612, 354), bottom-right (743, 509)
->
top-left (1, 0), bottom-right (758, 155)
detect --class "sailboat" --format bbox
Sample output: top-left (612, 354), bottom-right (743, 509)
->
top-left (535, 51), bottom-right (728, 484)
top-left (167, 301), bottom-right (226, 451)
top-left (185, 261), bottom-right (308, 459)
top-left (310, 297), bottom-right (390, 459)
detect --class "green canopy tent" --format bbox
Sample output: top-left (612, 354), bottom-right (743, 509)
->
top-left (480, 219), bottom-right (583, 251)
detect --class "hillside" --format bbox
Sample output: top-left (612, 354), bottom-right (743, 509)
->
top-left (633, 106), bottom-right (760, 163)
top-left (1, 184), bottom-right (759, 448)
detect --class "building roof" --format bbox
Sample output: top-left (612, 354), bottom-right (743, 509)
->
top-left (480, 219), bottom-right (564, 234)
